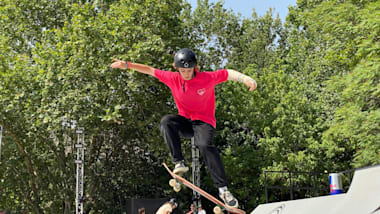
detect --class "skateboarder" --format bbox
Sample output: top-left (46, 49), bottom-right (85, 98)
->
top-left (111, 48), bottom-right (257, 208)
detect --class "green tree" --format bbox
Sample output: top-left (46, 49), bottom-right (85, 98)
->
top-left (319, 1), bottom-right (380, 168)
top-left (1, 0), bottom-right (189, 213)
top-left (1, 0), bottom-right (378, 212)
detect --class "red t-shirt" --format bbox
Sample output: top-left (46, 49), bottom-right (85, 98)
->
top-left (154, 69), bottom-right (228, 128)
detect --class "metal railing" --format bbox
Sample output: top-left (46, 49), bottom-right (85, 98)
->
top-left (264, 170), bottom-right (326, 203)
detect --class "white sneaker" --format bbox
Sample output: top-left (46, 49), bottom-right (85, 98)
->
top-left (173, 161), bottom-right (189, 175)
top-left (219, 190), bottom-right (239, 208)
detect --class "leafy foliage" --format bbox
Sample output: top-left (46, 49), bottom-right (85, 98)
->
top-left (0, 0), bottom-right (378, 213)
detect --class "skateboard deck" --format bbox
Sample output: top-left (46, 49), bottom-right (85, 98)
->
top-left (163, 163), bottom-right (245, 214)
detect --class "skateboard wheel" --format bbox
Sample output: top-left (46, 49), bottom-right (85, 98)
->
top-left (213, 206), bottom-right (222, 214)
top-left (173, 185), bottom-right (181, 192)
top-left (169, 179), bottom-right (177, 187)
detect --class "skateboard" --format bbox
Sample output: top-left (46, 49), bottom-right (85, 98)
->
top-left (162, 163), bottom-right (245, 214)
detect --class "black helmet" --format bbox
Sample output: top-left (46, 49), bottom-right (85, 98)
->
top-left (174, 48), bottom-right (197, 68)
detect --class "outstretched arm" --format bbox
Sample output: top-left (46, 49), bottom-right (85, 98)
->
top-left (227, 69), bottom-right (257, 91)
top-left (110, 59), bottom-right (155, 77)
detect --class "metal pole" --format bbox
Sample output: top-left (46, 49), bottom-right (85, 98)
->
top-left (75, 128), bottom-right (85, 214)
top-left (289, 171), bottom-right (293, 200)
top-left (0, 125), bottom-right (3, 160)
top-left (264, 172), bottom-right (268, 203)
top-left (191, 137), bottom-right (201, 214)
top-left (313, 174), bottom-right (317, 197)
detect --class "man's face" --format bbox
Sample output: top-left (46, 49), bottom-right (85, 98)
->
top-left (178, 67), bottom-right (195, 80)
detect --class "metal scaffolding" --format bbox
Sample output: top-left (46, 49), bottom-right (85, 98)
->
top-left (0, 125), bottom-right (2, 160)
top-left (75, 128), bottom-right (85, 214)
top-left (191, 137), bottom-right (201, 213)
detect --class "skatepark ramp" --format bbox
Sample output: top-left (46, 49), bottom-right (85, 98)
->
top-left (250, 165), bottom-right (380, 214)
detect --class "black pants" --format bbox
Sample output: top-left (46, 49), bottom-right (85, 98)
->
top-left (160, 114), bottom-right (228, 188)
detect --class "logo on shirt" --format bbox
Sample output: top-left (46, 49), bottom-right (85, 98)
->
top-left (197, 88), bottom-right (206, 96)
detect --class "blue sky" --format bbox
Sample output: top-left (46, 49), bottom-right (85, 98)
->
top-left (186, 0), bottom-right (297, 21)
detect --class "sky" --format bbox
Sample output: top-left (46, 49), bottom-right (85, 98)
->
top-left (186, 0), bottom-right (298, 21)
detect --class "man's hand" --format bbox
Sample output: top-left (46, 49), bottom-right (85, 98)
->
top-left (244, 78), bottom-right (257, 91)
top-left (110, 58), bottom-right (128, 69)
